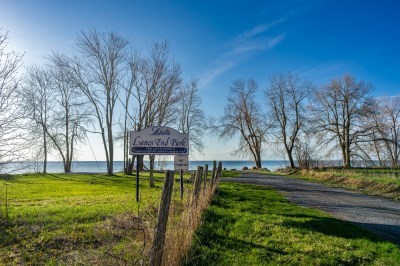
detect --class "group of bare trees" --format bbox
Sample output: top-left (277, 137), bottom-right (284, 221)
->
top-left (210, 80), bottom-right (266, 168)
top-left (213, 73), bottom-right (400, 169)
top-left (0, 28), bottom-right (205, 175)
top-left (0, 30), bottom-right (24, 173)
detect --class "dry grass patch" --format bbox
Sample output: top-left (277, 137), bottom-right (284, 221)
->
top-left (299, 169), bottom-right (400, 200)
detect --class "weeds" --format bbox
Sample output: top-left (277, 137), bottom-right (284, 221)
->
top-left (297, 169), bottom-right (400, 200)
top-left (0, 171), bottom-right (218, 265)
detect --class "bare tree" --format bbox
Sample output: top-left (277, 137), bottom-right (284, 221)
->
top-left (177, 78), bottom-right (205, 153)
top-left (127, 41), bottom-right (182, 185)
top-left (310, 74), bottom-right (373, 168)
top-left (117, 50), bottom-right (139, 174)
top-left (378, 97), bottom-right (400, 167)
top-left (0, 29), bottom-right (24, 173)
top-left (68, 29), bottom-right (129, 175)
top-left (45, 53), bottom-right (92, 173)
top-left (21, 65), bottom-right (53, 173)
top-left (265, 73), bottom-right (310, 168)
top-left (210, 79), bottom-right (266, 168)
top-left (365, 97), bottom-right (400, 167)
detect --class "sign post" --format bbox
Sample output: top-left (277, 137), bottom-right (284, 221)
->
top-left (130, 127), bottom-right (189, 201)
top-left (136, 155), bottom-right (140, 202)
top-left (174, 154), bottom-right (189, 199)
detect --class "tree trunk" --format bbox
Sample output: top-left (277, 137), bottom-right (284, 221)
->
top-left (138, 155), bottom-right (144, 172)
top-left (127, 156), bottom-right (135, 175)
top-left (43, 128), bottom-right (47, 173)
top-left (344, 147), bottom-right (351, 168)
top-left (108, 142), bottom-right (114, 175)
top-left (255, 151), bottom-right (262, 168)
top-left (287, 149), bottom-right (296, 168)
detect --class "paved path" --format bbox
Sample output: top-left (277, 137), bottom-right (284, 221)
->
top-left (223, 172), bottom-right (400, 245)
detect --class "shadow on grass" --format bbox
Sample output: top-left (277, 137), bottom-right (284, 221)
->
top-left (185, 183), bottom-right (399, 265)
top-left (282, 216), bottom-right (383, 242)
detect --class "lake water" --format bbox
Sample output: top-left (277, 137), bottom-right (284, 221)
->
top-left (7, 160), bottom-right (288, 174)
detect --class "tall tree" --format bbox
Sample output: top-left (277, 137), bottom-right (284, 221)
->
top-left (68, 29), bottom-right (129, 175)
top-left (310, 74), bottom-right (373, 168)
top-left (265, 73), bottom-right (310, 168)
top-left (177, 78), bottom-right (205, 153)
top-left (118, 51), bottom-right (139, 174)
top-left (21, 65), bottom-right (53, 173)
top-left (210, 79), bottom-right (266, 168)
top-left (46, 53), bottom-right (92, 173)
top-left (365, 97), bottom-right (400, 167)
top-left (378, 97), bottom-right (400, 167)
top-left (128, 41), bottom-right (182, 185)
top-left (0, 30), bottom-right (24, 173)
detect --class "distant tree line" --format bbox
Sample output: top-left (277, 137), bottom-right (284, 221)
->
top-left (2, 27), bottom-right (399, 174)
top-left (211, 74), bottom-right (400, 169)
top-left (0, 28), bottom-right (205, 176)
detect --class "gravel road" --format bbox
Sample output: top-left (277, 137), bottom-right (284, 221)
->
top-left (223, 172), bottom-right (400, 245)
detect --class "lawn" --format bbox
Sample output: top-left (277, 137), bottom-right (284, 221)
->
top-left (185, 182), bottom-right (400, 265)
top-left (0, 172), bottom-right (190, 264)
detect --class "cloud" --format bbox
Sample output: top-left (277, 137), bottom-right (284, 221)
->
top-left (199, 61), bottom-right (236, 88)
top-left (237, 19), bottom-right (285, 41)
top-left (200, 20), bottom-right (285, 87)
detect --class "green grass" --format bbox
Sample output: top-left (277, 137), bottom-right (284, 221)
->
top-left (221, 168), bottom-right (271, 178)
top-left (0, 172), bottom-right (189, 264)
top-left (221, 170), bottom-right (241, 178)
top-left (185, 183), bottom-right (400, 265)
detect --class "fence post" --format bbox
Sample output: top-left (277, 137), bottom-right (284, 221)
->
top-left (149, 170), bottom-right (175, 266)
top-left (211, 161), bottom-right (217, 185)
top-left (216, 161), bottom-right (223, 181)
top-left (203, 164), bottom-right (208, 192)
top-left (190, 171), bottom-right (195, 183)
top-left (191, 166), bottom-right (203, 205)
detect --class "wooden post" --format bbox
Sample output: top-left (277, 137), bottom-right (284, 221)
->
top-left (149, 171), bottom-right (175, 266)
top-left (190, 171), bottom-right (195, 183)
top-left (211, 160), bottom-right (217, 185)
top-left (136, 155), bottom-right (140, 202)
top-left (180, 170), bottom-right (184, 200)
top-left (192, 166), bottom-right (203, 204)
top-left (216, 161), bottom-right (222, 181)
top-left (203, 164), bottom-right (208, 191)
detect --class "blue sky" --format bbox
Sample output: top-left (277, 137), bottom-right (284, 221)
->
top-left (1, 0), bottom-right (400, 161)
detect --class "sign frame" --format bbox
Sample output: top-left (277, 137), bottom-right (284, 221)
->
top-left (130, 126), bottom-right (189, 155)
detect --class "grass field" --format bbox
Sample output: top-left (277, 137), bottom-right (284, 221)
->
top-left (0, 172), bottom-right (196, 264)
top-left (185, 183), bottom-right (400, 265)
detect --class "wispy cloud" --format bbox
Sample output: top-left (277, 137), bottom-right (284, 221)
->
top-left (199, 61), bottom-right (236, 89)
top-left (200, 20), bottom-right (286, 88)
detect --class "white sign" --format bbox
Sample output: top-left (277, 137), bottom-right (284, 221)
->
top-left (174, 155), bottom-right (189, 171)
top-left (130, 127), bottom-right (189, 155)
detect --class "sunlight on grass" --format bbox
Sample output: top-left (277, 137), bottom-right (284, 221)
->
top-left (0, 172), bottom-right (190, 264)
top-left (185, 183), bottom-right (400, 265)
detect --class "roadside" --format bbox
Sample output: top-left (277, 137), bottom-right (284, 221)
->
top-left (185, 182), bottom-right (400, 265)
top-left (287, 168), bottom-right (400, 201)
top-left (224, 171), bottom-right (400, 246)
